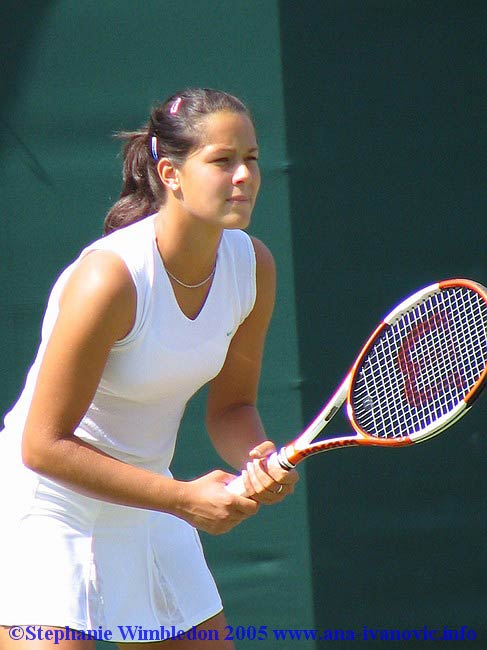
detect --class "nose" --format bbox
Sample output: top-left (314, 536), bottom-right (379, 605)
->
top-left (232, 162), bottom-right (251, 185)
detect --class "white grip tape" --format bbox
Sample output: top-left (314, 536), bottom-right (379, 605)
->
top-left (225, 451), bottom-right (283, 498)
top-left (225, 474), bottom-right (247, 496)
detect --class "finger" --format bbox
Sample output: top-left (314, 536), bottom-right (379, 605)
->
top-left (239, 460), bottom-right (273, 504)
top-left (240, 467), bottom-right (253, 499)
top-left (282, 468), bottom-right (299, 487)
top-left (253, 459), bottom-right (298, 498)
top-left (246, 459), bottom-right (269, 493)
top-left (248, 440), bottom-right (276, 459)
top-left (264, 451), bottom-right (297, 485)
top-left (247, 459), bottom-right (289, 504)
top-left (250, 458), bottom-right (277, 490)
top-left (230, 473), bottom-right (261, 514)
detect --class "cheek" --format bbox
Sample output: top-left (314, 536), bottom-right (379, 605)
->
top-left (253, 168), bottom-right (262, 193)
top-left (183, 170), bottom-right (221, 199)
top-left (199, 168), bottom-right (226, 188)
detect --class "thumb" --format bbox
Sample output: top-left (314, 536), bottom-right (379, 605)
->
top-left (248, 440), bottom-right (276, 460)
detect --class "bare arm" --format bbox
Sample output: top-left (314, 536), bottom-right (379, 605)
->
top-left (21, 251), bottom-right (257, 533)
top-left (206, 237), bottom-right (298, 502)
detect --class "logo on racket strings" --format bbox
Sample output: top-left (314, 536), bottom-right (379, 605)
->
top-left (397, 310), bottom-right (464, 408)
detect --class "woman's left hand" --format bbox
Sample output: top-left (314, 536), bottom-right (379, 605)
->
top-left (240, 440), bottom-right (299, 504)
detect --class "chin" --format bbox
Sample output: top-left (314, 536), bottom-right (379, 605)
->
top-left (224, 214), bottom-right (252, 230)
top-left (222, 206), bottom-right (253, 230)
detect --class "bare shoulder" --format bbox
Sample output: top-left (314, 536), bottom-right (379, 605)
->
top-left (244, 236), bottom-right (275, 329)
top-left (249, 235), bottom-right (276, 274)
top-left (249, 236), bottom-right (276, 305)
top-left (59, 249), bottom-right (136, 341)
top-left (62, 249), bottom-right (134, 298)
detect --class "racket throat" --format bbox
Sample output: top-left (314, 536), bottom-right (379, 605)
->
top-left (276, 447), bottom-right (297, 470)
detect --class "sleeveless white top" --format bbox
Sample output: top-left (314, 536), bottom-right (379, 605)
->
top-left (0, 215), bottom-right (257, 636)
top-left (3, 214), bottom-right (256, 470)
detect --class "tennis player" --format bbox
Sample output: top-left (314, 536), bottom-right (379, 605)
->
top-left (0, 88), bottom-right (298, 649)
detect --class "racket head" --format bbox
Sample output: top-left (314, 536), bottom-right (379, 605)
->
top-left (348, 279), bottom-right (487, 445)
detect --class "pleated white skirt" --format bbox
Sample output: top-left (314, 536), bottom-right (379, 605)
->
top-left (0, 432), bottom-right (222, 641)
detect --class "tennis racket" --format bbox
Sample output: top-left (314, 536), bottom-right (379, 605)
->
top-left (227, 278), bottom-right (487, 497)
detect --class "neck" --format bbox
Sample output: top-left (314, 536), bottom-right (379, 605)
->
top-left (154, 207), bottom-right (222, 285)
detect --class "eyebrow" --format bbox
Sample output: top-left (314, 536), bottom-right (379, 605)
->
top-left (207, 145), bottom-right (259, 153)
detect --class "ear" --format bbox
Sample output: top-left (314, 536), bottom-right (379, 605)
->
top-left (156, 157), bottom-right (180, 191)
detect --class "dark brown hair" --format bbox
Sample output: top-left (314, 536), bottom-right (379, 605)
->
top-left (103, 88), bottom-right (252, 234)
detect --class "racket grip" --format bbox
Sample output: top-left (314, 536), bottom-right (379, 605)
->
top-left (225, 451), bottom-right (286, 497)
top-left (225, 474), bottom-right (247, 496)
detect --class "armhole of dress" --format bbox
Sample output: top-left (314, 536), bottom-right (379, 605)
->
top-left (241, 232), bottom-right (257, 324)
top-left (77, 247), bottom-right (144, 348)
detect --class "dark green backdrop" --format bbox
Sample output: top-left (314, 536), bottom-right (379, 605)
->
top-left (1, 1), bottom-right (486, 648)
top-left (0, 3), bottom-right (313, 649)
top-left (280, 1), bottom-right (487, 647)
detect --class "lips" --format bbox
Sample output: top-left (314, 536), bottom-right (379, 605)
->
top-left (227, 195), bottom-right (250, 202)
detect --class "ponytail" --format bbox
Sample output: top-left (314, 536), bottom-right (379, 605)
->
top-left (103, 88), bottom-right (252, 235)
top-left (103, 129), bottom-right (163, 234)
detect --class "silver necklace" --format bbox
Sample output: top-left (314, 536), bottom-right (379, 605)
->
top-left (165, 265), bottom-right (216, 289)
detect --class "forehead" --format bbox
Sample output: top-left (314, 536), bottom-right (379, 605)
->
top-left (196, 111), bottom-right (258, 151)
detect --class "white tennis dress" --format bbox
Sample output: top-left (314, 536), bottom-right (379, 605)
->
top-left (0, 215), bottom-right (256, 638)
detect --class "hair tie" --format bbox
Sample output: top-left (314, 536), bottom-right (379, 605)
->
top-left (170, 97), bottom-right (183, 115)
top-left (151, 135), bottom-right (158, 161)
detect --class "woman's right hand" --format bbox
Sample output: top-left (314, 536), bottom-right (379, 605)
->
top-left (174, 470), bottom-right (259, 535)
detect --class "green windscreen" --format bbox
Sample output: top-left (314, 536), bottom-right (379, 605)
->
top-left (280, 1), bottom-right (487, 647)
top-left (0, 2), bottom-right (314, 648)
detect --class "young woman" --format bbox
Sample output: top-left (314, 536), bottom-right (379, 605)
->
top-left (0, 88), bottom-right (298, 649)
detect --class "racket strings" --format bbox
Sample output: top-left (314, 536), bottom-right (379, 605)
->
top-left (352, 287), bottom-right (487, 438)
